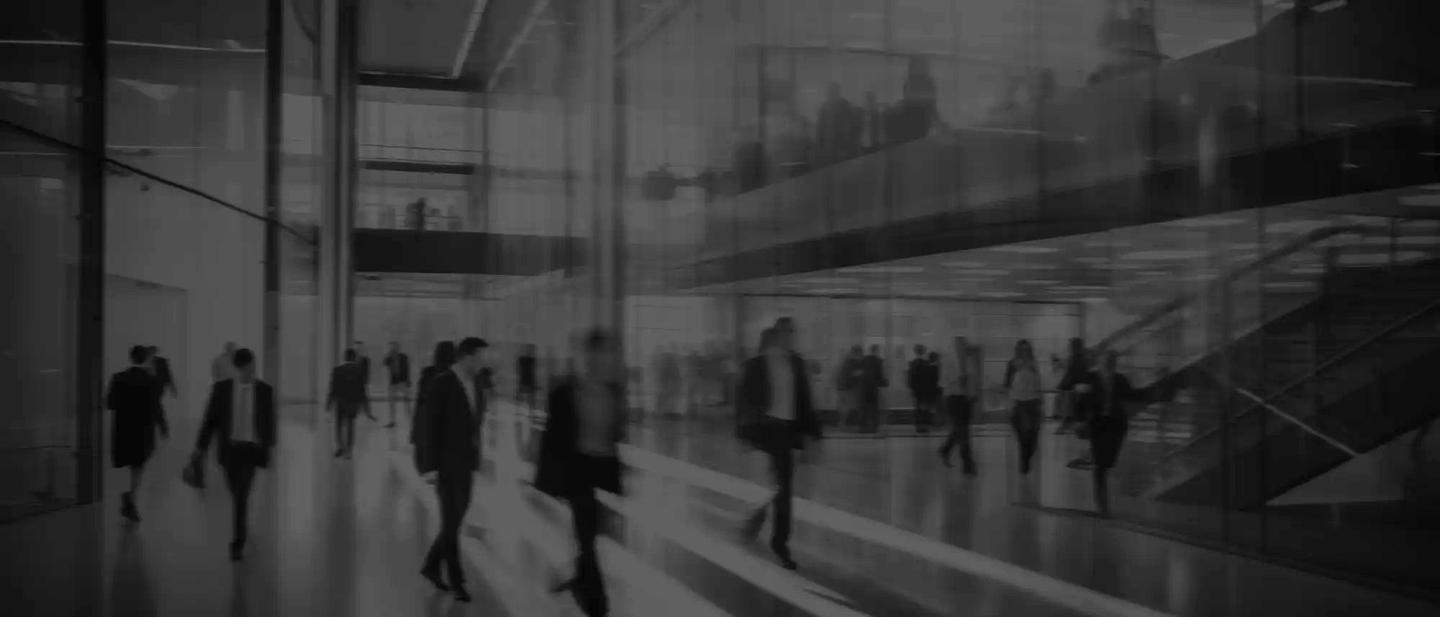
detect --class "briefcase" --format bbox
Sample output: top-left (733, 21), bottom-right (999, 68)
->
top-left (182, 456), bottom-right (206, 489)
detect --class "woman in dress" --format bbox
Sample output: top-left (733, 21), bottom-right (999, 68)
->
top-left (1004, 340), bottom-right (1044, 474)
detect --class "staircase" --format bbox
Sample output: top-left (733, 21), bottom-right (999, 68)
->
top-left (1101, 223), bottom-right (1440, 508)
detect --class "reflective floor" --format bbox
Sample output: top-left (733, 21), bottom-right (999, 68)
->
top-left (5, 402), bottom-right (1438, 617)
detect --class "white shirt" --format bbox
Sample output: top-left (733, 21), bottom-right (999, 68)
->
top-left (231, 381), bottom-right (256, 443)
top-left (1009, 360), bottom-right (1042, 402)
top-left (765, 350), bottom-right (796, 420)
top-left (576, 379), bottom-right (618, 457)
top-left (213, 353), bottom-right (233, 382)
top-left (452, 366), bottom-right (477, 415)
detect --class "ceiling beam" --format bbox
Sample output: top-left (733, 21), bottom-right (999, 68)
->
top-left (484, 0), bottom-right (551, 92)
top-left (450, 0), bottom-right (492, 78)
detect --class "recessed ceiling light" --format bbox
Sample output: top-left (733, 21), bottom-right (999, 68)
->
top-left (989, 245), bottom-right (1060, 254)
top-left (836, 266), bottom-right (925, 274)
top-left (1120, 249), bottom-right (1208, 260)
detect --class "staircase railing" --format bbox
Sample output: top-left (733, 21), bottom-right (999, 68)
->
top-left (1093, 223), bottom-right (1368, 359)
top-left (1157, 295), bottom-right (1440, 467)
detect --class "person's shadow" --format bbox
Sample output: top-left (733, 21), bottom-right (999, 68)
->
top-left (107, 527), bottom-right (158, 617)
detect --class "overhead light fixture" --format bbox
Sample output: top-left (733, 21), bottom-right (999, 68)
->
top-left (1164, 217), bottom-right (1245, 228)
top-left (1119, 249), bottom-right (1208, 260)
top-left (989, 245), bottom-right (1059, 254)
top-left (837, 266), bottom-right (925, 274)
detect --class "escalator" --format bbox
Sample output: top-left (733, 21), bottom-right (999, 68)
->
top-left (1098, 222), bottom-right (1440, 510)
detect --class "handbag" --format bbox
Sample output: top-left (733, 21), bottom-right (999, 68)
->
top-left (182, 454), bottom-right (206, 489)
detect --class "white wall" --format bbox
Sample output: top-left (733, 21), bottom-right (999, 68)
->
top-left (105, 175), bottom-right (265, 419)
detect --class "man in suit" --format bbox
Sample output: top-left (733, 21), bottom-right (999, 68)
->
top-left (738, 318), bottom-right (821, 570)
top-left (1074, 350), bottom-right (1144, 516)
top-left (383, 342), bottom-right (411, 429)
top-left (212, 342), bottom-right (237, 382)
top-left (192, 348), bottom-right (276, 561)
top-left (328, 348), bottom-right (372, 459)
top-left (355, 340), bottom-right (372, 394)
top-left (418, 336), bottom-right (488, 602)
top-left (860, 344), bottom-right (887, 433)
top-left (108, 345), bottom-right (168, 522)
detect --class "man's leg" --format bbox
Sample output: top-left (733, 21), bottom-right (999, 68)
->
top-left (442, 470), bottom-right (473, 590)
top-left (570, 484), bottom-right (608, 616)
top-left (421, 475), bottom-right (451, 583)
top-left (225, 450), bottom-right (259, 557)
top-left (957, 397), bottom-right (976, 473)
top-left (344, 413), bottom-right (356, 456)
top-left (388, 385), bottom-right (398, 427)
top-left (769, 444), bottom-right (796, 568)
top-left (334, 413), bottom-right (345, 457)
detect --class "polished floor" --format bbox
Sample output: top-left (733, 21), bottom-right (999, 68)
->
top-left (5, 400), bottom-right (1438, 617)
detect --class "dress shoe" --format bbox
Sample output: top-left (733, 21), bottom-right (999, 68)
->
top-left (420, 568), bottom-right (449, 592)
top-left (334, 448), bottom-right (344, 458)
top-left (120, 492), bottom-right (140, 522)
top-left (452, 584), bottom-right (472, 603)
top-left (770, 542), bottom-right (797, 570)
top-left (386, 422), bottom-right (396, 428)
top-left (229, 543), bottom-right (244, 561)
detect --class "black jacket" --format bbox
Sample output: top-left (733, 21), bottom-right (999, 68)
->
top-left (327, 362), bottom-right (369, 409)
top-left (737, 353), bottom-right (821, 444)
top-left (1074, 371), bottom-right (1145, 422)
top-left (533, 377), bottom-right (627, 499)
top-left (417, 369), bottom-right (484, 474)
top-left (153, 356), bottom-right (176, 396)
top-left (409, 364), bottom-right (447, 471)
top-left (195, 379), bottom-right (277, 468)
top-left (384, 352), bottom-right (411, 383)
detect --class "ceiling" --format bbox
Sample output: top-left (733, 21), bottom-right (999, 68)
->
top-left (354, 272), bottom-right (524, 298)
top-left (694, 203), bottom-right (1440, 311)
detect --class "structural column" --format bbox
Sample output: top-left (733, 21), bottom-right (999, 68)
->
top-left (319, 0), bottom-right (358, 373)
top-left (75, 0), bottom-right (107, 505)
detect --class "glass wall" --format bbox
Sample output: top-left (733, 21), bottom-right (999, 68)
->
top-left (471, 0), bottom-right (1440, 596)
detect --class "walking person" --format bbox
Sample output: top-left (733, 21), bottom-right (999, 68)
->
top-left (191, 348), bottom-right (276, 561)
top-left (859, 344), bottom-right (887, 433)
top-left (516, 343), bottom-right (539, 411)
top-left (108, 345), bottom-right (169, 522)
top-left (1055, 338), bottom-right (1089, 435)
top-left (534, 329), bottom-right (628, 617)
top-left (836, 346), bottom-right (864, 429)
top-left (939, 338), bottom-right (980, 474)
top-left (1074, 350), bottom-right (1143, 516)
top-left (417, 337), bottom-right (489, 603)
top-left (411, 341), bottom-right (456, 478)
top-left (146, 346), bottom-right (177, 400)
top-left (737, 318), bottom-right (822, 570)
top-left (354, 341), bottom-right (373, 400)
top-left (327, 349), bottom-right (372, 459)
top-left (212, 341), bottom-right (237, 382)
top-left (1004, 340), bottom-right (1044, 474)
top-left (383, 342), bottom-right (412, 429)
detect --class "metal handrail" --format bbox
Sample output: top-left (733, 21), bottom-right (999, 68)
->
top-left (1095, 224), bottom-right (1367, 356)
top-left (1232, 387), bottom-right (1359, 457)
top-left (1158, 296), bottom-right (1440, 463)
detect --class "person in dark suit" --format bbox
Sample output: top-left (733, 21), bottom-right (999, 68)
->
top-left (908, 344), bottom-right (939, 433)
top-left (940, 337), bottom-right (981, 474)
top-left (418, 336), bottom-right (489, 602)
top-left (411, 341), bottom-right (456, 476)
top-left (327, 349), bottom-right (372, 459)
top-left (1074, 350), bottom-right (1145, 516)
top-left (516, 343), bottom-right (539, 411)
top-left (355, 340), bottom-right (372, 392)
top-left (384, 342), bottom-right (411, 429)
top-left (737, 318), bottom-right (821, 570)
top-left (534, 329), bottom-right (627, 617)
top-left (108, 345), bottom-right (168, 522)
top-left (860, 344), bottom-right (887, 433)
top-left (191, 348), bottom-right (276, 561)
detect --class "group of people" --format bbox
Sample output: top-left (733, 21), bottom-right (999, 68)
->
top-left (107, 340), bottom-right (276, 562)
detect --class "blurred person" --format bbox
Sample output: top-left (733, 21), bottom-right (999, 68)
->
top-left (108, 345), bottom-right (168, 522)
top-left (1004, 340), bottom-right (1044, 474)
top-left (1055, 338), bottom-right (1090, 434)
top-left (517, 343), bottom-right (539, 411)
top-left (860, 344), bottom-right (887, 433)
top-left (417, 337), bottom-right (489, 602)
top-left (146, 346), bottom-right (177, 399)
top-left (212, 341), bottom-right (237, 382)
top-left (354, 341), bottom-right (372, 397)
top-left (191, 348), bottom-right (276, 561)
top-left (535, 329), bottom-right (628, 617)
top-left (837, 346), bottom-right (864, 428)
top-left (411, 341), bottom-right (456, 477)
top-left (1073, 350), bottom-right (1144, 516)
top-left (737, 318), bottom-right (822, 570)
top-left (816, 82), bottom-right (862, 164)
top-left (383, 342), bottom-right (412, 429)
top-left (907, 345), bottom-right (940, 433)
top-left (939, 338), bottom-right (980, 474)
top-left (921, 351), bottom-right (942, 432)
top-left (327, 348), bottom-right (372, 459)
